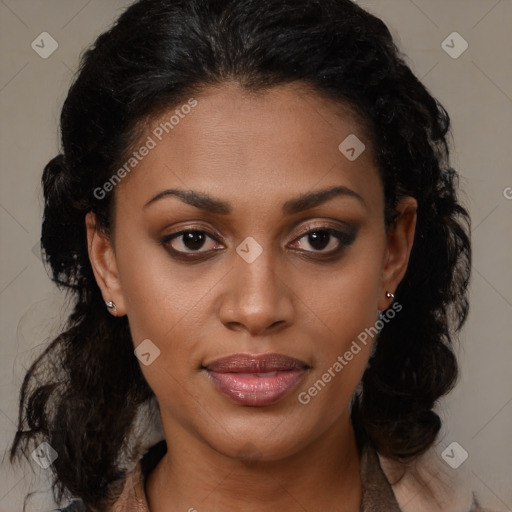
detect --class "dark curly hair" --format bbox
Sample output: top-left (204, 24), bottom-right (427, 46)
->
top-left (10, 0), bottom-right (471, 510)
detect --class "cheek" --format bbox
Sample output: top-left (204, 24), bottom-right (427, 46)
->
top-left (113, 230), bottom-right (213, 394)
top-left (296, 293), bottom-right (376, 421)
top-left (295, 237), bottom-right (386, 408)
top-left (302, 236), bottom-right (386, 345)
top-left (114, 227), bottom-right (198, 341)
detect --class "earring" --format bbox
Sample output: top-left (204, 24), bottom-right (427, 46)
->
top-left (105, 300), bottom-right (117, 316)
top-left (385, 291), bottom-right (395, 299)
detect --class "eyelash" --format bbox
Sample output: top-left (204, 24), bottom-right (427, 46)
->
top-left (160, 224), bottom-right (356, 261)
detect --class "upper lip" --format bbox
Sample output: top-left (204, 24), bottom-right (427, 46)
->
top-left (204, 353), bottom-right (309, 373)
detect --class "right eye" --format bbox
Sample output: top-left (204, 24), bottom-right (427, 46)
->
top-left (160, 229), bottom-right (224, 256)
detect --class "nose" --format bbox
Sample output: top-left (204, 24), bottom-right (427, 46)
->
top-left (217, 247), bottom-right (295, 337)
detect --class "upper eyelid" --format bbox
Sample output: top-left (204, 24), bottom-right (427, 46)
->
top-left (166, 222), bottom-right (350, 239)
top-left (294, 221), bottom-right (352, 236)
top-left (164, 224), bottom-right (353, 250)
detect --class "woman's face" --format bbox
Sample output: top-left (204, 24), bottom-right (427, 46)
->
top-left (87, 81), bottom-right (416, 461)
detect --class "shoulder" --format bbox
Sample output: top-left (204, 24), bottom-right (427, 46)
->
top-left (57, 469), bottom-right (146, 511)
top-left (377, 447), bottom-right (497, 512)
top-left (57, 440), bottom-right (166, 512)
top-left (59, 501), bottom-right (93, 511)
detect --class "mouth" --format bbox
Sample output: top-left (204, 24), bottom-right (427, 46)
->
top-left (203, 353), bottom-right (310, 407)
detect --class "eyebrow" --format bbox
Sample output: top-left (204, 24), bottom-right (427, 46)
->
top-left (143, 185), bottom-right (365, 214)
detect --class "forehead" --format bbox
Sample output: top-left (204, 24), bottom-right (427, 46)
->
top-left (113, 81), bottom-right (382, 217)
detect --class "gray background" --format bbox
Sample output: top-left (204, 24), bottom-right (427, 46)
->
top-left (1, 0), bottom-right (511, 510)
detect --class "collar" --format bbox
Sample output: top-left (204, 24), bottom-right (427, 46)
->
top-left (108, 439), bottom-right (403, 512)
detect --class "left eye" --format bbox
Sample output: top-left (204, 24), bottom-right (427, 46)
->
top-left (290, 228), bottom-right (351, 253)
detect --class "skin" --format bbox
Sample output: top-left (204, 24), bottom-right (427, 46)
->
top-left (86, 81), bottom-right (417, 511)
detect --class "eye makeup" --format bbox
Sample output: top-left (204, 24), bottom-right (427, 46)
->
top-left (158, 221), bottom-right (358, 262)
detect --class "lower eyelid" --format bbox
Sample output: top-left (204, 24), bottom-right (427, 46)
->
top-left (292, 228), bottom-right (355, 250)
top-left (164, 231), bottom-right (221, 251)
top-left (162, 227), bottom-right (355, 255)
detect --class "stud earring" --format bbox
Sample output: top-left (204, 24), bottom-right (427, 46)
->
top-left (105, 301), bottom-right (117, 316)
top-left (385, 291), bottom-right (395, 299)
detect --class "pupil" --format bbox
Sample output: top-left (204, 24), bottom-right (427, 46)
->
top-left (184, 231), bottom-right (205, 250)
top-left (309, 231), bottom-right (330, 250)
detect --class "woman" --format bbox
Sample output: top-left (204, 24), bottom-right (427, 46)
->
top-left (9, 0), bottom-right (489, 510)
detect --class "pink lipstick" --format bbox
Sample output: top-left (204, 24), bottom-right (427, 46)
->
top-left (204, 353), bottom-right (309, 406)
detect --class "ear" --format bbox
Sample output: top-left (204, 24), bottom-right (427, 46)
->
top-left (378, 196), bottom-right (417, 311)
top-left (85, 211), bottom-right (126, 316)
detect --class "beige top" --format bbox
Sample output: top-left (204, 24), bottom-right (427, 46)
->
top-left (80, 439), bottom-right (491, 512)
top-left (105, 440), bottom-right (400, 512)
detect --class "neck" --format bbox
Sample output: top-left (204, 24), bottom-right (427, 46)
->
top-left (146, 409), bottom-right (362, 512)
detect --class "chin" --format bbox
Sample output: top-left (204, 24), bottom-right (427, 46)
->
top-left (206, 424), bottom-right (311, 464)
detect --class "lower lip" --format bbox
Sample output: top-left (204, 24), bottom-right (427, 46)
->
top-left (206, 369), bottom-right (306, 406)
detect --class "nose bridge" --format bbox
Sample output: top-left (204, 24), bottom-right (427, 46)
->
top-left (219, 236), bottom-right (293, 334)
top-left (234, 238), bottom-right (280, 306)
